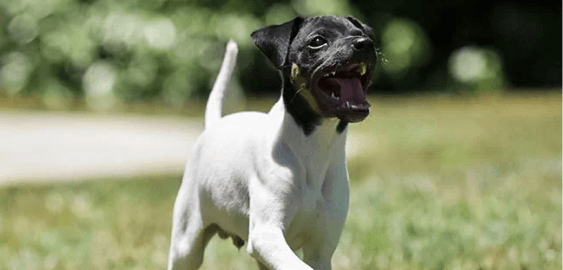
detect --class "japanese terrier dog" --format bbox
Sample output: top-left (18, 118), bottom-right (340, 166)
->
top-left (168, 15), bottom-right (377, 270)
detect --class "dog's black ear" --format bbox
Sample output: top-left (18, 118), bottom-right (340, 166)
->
top-left (346, 16), bottom-right (373, 38)
top-left (251, 17), bottom-right (304, 69)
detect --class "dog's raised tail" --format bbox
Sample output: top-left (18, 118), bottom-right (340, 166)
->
top-left (205, 40), bottom-right (239, 129)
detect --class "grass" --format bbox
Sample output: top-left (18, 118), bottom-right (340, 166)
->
top-left (0, 93), bottom-right (561, 269)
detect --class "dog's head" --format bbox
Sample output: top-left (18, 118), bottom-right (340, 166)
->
top-left (252, 16), bottom-right (377, 124)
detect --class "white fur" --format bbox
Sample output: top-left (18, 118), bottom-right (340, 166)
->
top-left (205, 40), bottom-right (238, 129)
top-left (168, 41), bottom-right (350, 270)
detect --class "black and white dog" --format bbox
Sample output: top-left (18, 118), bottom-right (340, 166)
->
top-left (168, 15), bottom-right (377, 270)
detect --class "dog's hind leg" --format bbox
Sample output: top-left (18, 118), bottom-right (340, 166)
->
top-left (168, 223), bottom-right (216, 270)
top-left (168, 183), bottom-right (216, 270)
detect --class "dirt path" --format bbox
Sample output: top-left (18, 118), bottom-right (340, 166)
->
top-left (0, 110), bottom-right (203, 186)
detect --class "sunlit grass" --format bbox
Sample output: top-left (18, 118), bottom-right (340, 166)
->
top-left (0, 93), bottom-right (561, 269)
top-left (0, 176), bottom-right (179, 269)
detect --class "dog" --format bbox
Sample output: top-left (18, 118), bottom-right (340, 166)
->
top-left (168, 15), bottom-right (377, 270)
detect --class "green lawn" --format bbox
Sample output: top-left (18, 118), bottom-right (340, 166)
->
top-left (1, 93), bottom-right (561, 269)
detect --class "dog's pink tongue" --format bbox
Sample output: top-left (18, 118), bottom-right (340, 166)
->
top-left (328, 77), bottom-right (369, 107)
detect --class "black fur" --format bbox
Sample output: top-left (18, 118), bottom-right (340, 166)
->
top-left (251, 17), bottom-right (303, 69)
top-left (281, 67), bottom-right (321, 136)
top-left (252, 16), bottom-right (376, 135)
top-left (336, 120), bottom-right (348, 133)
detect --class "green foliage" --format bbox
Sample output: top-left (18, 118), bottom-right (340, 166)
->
top-left (0, 0), bottom-right (271, 109)
top-left (1, 0), bottom-right (530, 111)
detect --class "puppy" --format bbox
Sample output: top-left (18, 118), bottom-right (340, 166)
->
top-left (168, 15), bottom-right (377, 270)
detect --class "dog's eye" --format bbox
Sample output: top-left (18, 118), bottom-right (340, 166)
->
top-left (308, 36), bottom-right (327, 49)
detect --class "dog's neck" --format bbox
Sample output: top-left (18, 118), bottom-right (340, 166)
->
top-left (269, 99), bottom-right (347, 180)
top-left (280, 68), bottom-right (348, 136)
top-left (268, 71), bottom-right (349, 169)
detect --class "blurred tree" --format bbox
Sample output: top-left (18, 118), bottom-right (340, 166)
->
top-left (0, 0), bottom-right (560, 110)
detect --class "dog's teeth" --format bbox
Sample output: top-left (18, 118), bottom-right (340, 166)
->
top-left (359, 62), bottom-right (367, 76)
top-left (331, 92), bottom-right (337, 99)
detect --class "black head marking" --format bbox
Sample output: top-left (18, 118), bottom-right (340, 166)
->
top-left (252, 17), bottom-right (321, 136)
top-left (251, 17), bottom-right (304, 69)
top-left (336, 120), bottom-right (348, 133)
top-left (281, 68), bottom-right (320, 136)
top-left (346, 16), bottom-right (373, 38)
top-left (252, 16), bottom-right (375, 136)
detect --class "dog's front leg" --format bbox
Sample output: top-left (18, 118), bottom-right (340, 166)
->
top-left (248, 225), bottom-right (312, 270)
top-left (301, 159), bottom-right (350, 270)
top-left (246, 182), bottom-right (312, 270)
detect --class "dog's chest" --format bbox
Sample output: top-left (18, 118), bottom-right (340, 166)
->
top-left (285, 180), bottom-right (344, 250)
top-left (285, 162), bottom-right (348, 250)
top-left (286, 196), bottom-right (328, 248)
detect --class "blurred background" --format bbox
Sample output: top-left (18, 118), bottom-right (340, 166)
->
top-left (0, 0), bottom-right (560, 105)
top-left (0, 0), bottom-right (561, 269)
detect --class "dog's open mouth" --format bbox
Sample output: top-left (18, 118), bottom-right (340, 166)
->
top-left (315, 61), bottom-right (372, 121)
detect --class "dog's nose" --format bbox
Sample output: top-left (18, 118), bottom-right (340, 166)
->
top-left (351, 37), bottom-right (373, 51)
